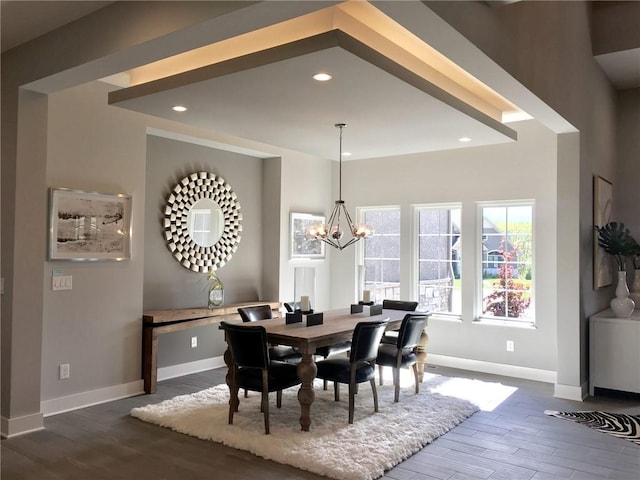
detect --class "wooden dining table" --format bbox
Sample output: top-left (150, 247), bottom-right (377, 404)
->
top-left (222, 307), bottom-right (430, 431)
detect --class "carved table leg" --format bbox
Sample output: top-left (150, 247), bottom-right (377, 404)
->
top-left (415, 329), bottom-right (430, 383)
top-left (297, 353), bottom-right (317, 432)
top-left (223, 346), bottom-right (239, 413)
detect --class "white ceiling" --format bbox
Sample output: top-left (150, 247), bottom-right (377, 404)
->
top-left (110, 44), bottom-right (516, 160)
top-left (2, 1), bottom-right (637, 161)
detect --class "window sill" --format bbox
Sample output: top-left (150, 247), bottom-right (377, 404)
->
top-left (473, 317), bottom-right (536, 329)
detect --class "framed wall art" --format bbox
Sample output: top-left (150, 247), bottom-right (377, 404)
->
top-left (290, 212), bottom-right (325, 259)
top-left (49, 187), bottom-right (132, 261)
top-left (593, 175), bottom-right (613, 289)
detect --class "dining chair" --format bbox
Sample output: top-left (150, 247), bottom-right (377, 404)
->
top-left (375, 314), bottom-right (429, 402)
top-left (220, 321), bottom-right (301, 435)
top-left (380, 299), bottom-right (419, 345)
top-left (237, 305), bottom-right (302, 363)
top-left (315, 320), bottom-right (388, 424)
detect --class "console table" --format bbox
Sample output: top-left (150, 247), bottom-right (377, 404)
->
top-left (589, 308), bottom-right (640, 396)
top-left (142, 301), bottom-right (280, 393)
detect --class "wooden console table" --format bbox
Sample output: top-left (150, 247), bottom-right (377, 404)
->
top-left (142, 301), bottom-right (280, 393)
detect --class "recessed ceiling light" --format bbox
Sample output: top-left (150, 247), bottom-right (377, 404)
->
top-left (172, 105), bottom-right (187, 112)
top-left (342, 152), bottom-right (352, 157)
top-left (458, 137), bottom-right (472, 142)
top-left (312, 73), bottom-right (332, 82)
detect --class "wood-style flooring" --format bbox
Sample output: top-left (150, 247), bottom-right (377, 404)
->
top-left (2, 365), bottom-right (639, 480)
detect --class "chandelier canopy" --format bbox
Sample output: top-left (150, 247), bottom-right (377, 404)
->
top-left (307, 123), bottom-right (373, 250)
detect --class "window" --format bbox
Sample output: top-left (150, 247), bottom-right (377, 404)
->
top-left (480, 203), bottom-right (533, 322)
top-left (415, 205), bottom-right (461, 315)
top-left (360, 208), bottom-right (400, 302)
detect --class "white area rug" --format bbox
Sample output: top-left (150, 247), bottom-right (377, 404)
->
top-left (131, 373), bottom-right (515, 480)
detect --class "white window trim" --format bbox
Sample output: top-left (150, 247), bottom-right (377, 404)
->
top-left (356, 205), bottom-right (401, 301)
top-left (476, 200), bottom-right (536, 325)
top-left (411, 203), bottom-right (462, 319)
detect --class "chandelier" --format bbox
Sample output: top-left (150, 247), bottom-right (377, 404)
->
top-left (307, 123), bottom-right (373, 250)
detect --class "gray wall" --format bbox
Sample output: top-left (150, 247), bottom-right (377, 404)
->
top-left (144, 135), bottom-right (264, 366)
top-left (335, 119), bottom-right (558, 375)
top-left (616, 88), bottom-right (640, 238)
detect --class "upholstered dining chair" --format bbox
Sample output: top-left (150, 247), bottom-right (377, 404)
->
top-left (237, 305), bottom-right (301, 364)
top-left (220, 321), bottom-right (301, 435)
top-left (315, 320), bottom-right (388, 424)
top-left (380, 299), bottom-right (419, 345)
top-left (375, 313), bottom-right (429, 402)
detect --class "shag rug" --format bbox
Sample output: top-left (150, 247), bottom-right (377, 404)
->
top-left (545, 410), bottom-right (640, 446)
top-left (132, 373), bottom-right (515, 480)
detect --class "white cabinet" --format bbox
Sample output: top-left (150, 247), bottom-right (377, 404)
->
top-left (589, 309), bottom-right (640, 396)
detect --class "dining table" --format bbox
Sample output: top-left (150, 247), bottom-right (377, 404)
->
top-left (222, 307), bottom-right (430, 431)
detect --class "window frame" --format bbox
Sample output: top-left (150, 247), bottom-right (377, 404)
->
top-left (412, 203), bottom-right (462, 318)
top-left (357, 205), bottom-right (401, 303)
top-left (476, 200), bottom-right (535, 325)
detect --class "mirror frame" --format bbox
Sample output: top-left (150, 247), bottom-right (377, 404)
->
top-left (163, 172), bottom-right (242, 272)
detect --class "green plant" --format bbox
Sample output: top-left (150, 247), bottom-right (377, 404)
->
top-left (594, 222), bottom-right (637, 271)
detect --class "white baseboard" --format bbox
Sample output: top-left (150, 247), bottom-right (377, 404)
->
top-left (1, 412), bottom-right (44, 438)
top-left (554, 381), bottom-right (588, 401)
top-left (41, 380), bottom-right (144, 417)
top-left (39, 357), bottom-right (226, 418)
top-left (427, 354), bottom-right (558, 384)
top-left (157, 356), bottom-right (225, 382)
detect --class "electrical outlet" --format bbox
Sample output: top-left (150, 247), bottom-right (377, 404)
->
top-left (59, 363), bottom-right (70, 379)
top-left (191, 336), bottom-right (198, 348)
top-left (506, 340), bottom-right (515, 352)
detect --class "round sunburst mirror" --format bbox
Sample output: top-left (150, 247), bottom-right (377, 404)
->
top-left (163, 172), bottom-right (242, 272)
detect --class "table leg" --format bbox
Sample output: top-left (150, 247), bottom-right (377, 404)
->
top-left (142, 326), bottom-right (159, 394)
top-left (297, 353), bottom-right (317, 432)
top-left (223, 347), bottom-right (239, 413)
top-left (415, 329), bottom-right (430, 383)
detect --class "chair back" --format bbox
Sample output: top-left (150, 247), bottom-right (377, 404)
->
top-left (396, 314), bottom-right (428, 350)
top-left (238, 304), bottom-right (274, 323)
top-left (221, 322), bottom-right (269, 368)
top-left (349, 320), bottom-right (388, 363)
top-left (382, 299), bottom-right (418, 311)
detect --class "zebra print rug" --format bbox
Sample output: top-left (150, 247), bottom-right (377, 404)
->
top-left (545, 410), bottom-right (640, 446)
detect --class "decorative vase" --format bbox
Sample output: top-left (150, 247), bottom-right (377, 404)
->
top-left (628, 269), bottom-right (640, 308)
top-left (207, 271), bottom-right (224, 309)
top-left (610, 270), bottom-right (635, 318)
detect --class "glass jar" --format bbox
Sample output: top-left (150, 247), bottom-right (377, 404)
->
top-left (207, 271), bottom-right (224, 309)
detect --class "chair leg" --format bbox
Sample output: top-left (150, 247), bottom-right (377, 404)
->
top-left (323, 379), bottom-right (328, 390)
top-left (276, 389), bottom-right (282, 408)
top-left (379, 366), bottom-right (384, 386)
top-left (370, 378), bottom-right (379, 413)
top-left (334, 381), bottom-right (340, 401)
top-left (412, 364), bottom-right (420, 394)
top-left (393, 367), bottom-right (400, 403)
top-left (244, 389), bottom-right (248, 398)
top-left (348, 382), bottom-right (355, 424)
top-left (229, 385), bottom-right (240, 425)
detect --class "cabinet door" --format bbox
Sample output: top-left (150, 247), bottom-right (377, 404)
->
top-left (591, 318), bottom-right (640, 393)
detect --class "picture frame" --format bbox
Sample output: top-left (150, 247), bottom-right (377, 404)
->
top-left (49, 187), bottom-right (132, 261)
top-left (593, 175), bottom-right (613, 289)
top-left (290, 212), bottom-right (325, 259)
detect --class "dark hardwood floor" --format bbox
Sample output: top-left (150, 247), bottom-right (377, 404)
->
top-left (2, 365), bottom-right (639, 480)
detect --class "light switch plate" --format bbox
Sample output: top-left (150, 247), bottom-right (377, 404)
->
top-left (52, 275), bottom-right (72, 291)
